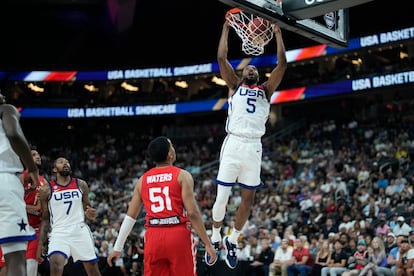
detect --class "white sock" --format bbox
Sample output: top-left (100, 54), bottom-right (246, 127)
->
top-left (211, 226), bottom-right (222, 243)
top-left (229, 228), bottom-right (240, 244)
top-left (27, 259), bottom-right (38, 276)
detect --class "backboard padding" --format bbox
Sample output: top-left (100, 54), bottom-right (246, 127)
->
top-left (219, 0), bottom-right (349, 48)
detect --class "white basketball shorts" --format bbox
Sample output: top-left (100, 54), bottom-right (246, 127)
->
top-left (216, 134), bottom-right (262, 188)
top-left (0, 173), bottom-right (35, 246)
top-left (48, 222), bottom-right (98, 263)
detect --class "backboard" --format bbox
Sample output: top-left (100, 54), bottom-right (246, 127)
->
top-left (219, 0), bottom-right (373, 49)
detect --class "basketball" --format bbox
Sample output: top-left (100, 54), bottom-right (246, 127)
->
top-left (246, 17), bottom-right (273, 46)
top-left (248, 17), bottom-right (271, 36)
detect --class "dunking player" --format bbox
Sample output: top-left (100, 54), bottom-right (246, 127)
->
top-left (0, 91), bottom-right (39, 276)
top-left (20, 149), bottom-right (48, 276)
top-left (208, 19), bottom-right (287, 269)
top-left (36, 157), bottom-right (101, 276)
top-left (106, 136), bottom-right (217, 275)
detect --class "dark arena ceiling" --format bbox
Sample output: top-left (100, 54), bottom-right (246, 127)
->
top-left (0, 0), bottom-right (412, 71)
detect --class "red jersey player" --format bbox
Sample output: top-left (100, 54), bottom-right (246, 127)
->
top-left (107, 136), bottom-right (217, 275)
top-left (20, 149), bottom-right (48, 276)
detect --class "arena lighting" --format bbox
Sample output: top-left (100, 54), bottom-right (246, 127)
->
top-left (120, 81), bottom-right (139, 92)
top-left (27, 83), bottom-right (44, 93)
top-left (400, 51), bottom-right (409, 59)
top-left (174, 81), bottom-right (188, 89)
top-left (211, 76), bottom-right (226, 86)
top-left (84, 84), bottom-right (99, 92)
top-left (351, 58), bottom-right (362, 65)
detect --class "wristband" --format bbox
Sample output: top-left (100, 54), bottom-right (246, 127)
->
top-left (113, 215), bottom-right (136, 252)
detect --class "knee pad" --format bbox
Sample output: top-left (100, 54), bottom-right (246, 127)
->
top-left (27, 258), bottom-right (38, 276)
top-left (212, 185), bottom-right (232, 222)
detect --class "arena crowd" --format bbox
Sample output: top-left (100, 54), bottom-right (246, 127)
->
top-left (25, 92), bottom-right (414, 276)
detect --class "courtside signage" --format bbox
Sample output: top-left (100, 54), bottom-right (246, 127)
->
top-left (107, 63), bottom-right (213, 80)
top-left (271, 70), bottom-right (414, 104)
top-left (359, 26), bottom-right (414, 47)
top-left (18, 99), bottom-right (228, 118)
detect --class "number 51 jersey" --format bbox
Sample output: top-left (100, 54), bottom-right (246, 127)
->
top-left (141, 166), bottom-right (190, 228)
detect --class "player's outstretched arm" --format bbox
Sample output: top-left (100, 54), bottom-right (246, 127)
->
top-left (218, 21), bottom-right (240, 95)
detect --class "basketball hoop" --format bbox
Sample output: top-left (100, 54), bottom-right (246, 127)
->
top-left (225, 8), bottom-right (274, 56)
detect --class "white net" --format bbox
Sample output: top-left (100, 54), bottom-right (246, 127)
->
top-left (226, 8), bottom-right (274, 56)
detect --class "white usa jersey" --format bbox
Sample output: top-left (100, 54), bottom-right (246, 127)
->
top-left (226, 83), bottom-right (270, 139)
top-left (48, 177), bottom-right (85, 229)
top-left (0, 118), bottom-right (24, 173)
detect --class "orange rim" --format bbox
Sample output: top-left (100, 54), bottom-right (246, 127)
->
top-left (225, 7), bottom-right (243, 19)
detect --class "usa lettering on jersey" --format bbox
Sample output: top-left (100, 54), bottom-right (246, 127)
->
top-left (238, 87), bottom-right (266, 99)
top-left (53, 190), bottom-right (81, 200)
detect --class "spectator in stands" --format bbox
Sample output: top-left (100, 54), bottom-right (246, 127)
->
top-left (321, 239), bottom-right (348, 276)
top-left (269, 229), bottom-right (281, 252)
top-left (356, 186), bottom-right (370, 206)
top-left (248, 236), bottom-right (259, 260)
top-left (287, 238), bottom-right (313, 276)
top-left (385, 179), bottom-right (398, 198)
top-left (269, 238), bottom-right (293, 276)
top-left (339, 213), bottom-right (354, 234)
top-left (310, 239), bottom-right (331, 276)
top-left (359, 236), bottom-right (393, 276)
top-left (250, 238), bottom-right (275, 276)
top-left (320, 218), bottom-right (338, 240)
top-left (390, 213), bottom-right (400, 231)
top-left (324, 197), bottom-right (338, 216)
top-left (298, 165), bottom-right (314, 183)
top-left (287, 202), bottom-right (300, 225)
top-left (124, 236), bottom-right (141, 276)
top-left (237, 238), bottom-right (252, 262)
top-left (387, 234), bottom-right (405, 273)
top-left (358, 165), bottom-right (370, 185)
top-left (394, 216), bottom-right (412, 237)
top-left (375, 172), bottom-right (389, 190)
top-left (362, 196), bottom-right (379, 220)
top-left (342, 239), bottom-right (369, 276)
top-left (283, 226), bottom-right (296, 246)
top-left (377, 200), bottom-right (392, 220)
top-left (339, 233), bottom-right (354, 258)
top-left (384, 232), bottom-right (398, 254)
top-left (308, 234), bottom-right (319, 258)
top-left (395, 238), bottom-right (414, 276)
top-left (375, 215), bottom-right (391, 240)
